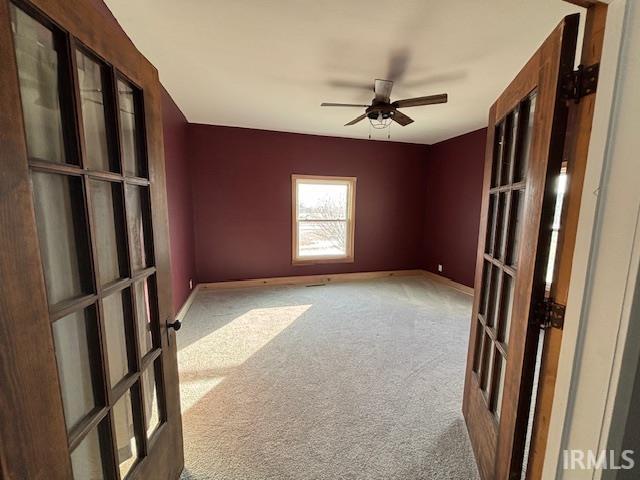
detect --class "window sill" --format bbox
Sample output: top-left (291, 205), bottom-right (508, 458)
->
top-left (292, 256), bottom-right (354, 266)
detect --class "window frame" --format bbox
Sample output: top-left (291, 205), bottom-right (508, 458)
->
top-left (291, 174), bottom-right (356, 265)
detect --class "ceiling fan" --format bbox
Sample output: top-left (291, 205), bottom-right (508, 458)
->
top-left (321, 79), bottom-right (447, 127)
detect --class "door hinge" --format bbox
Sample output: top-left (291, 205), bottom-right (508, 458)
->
top-left (561, 63), bottom-right (599, 103)
top-left (535, 299), bottom-right (566, 330)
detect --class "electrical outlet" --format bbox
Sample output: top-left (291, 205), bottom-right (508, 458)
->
top-left (438, 264), bottom-right (443, 272)
top-left (189, 279), bottom-right (194, 290)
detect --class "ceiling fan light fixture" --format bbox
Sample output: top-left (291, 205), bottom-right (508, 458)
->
top-left (321, 78), bottom-right (446, 129)
top-left (369, 112), bottom-right (393, 129)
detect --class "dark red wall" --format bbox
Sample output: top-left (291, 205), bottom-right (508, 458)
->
top-left (187, 124), bottom-right (429, 282)
top-left (422, 128), bottom-right (487, 287)
top-left (91, 0), bottom-right (484, 302)
top-left (161, 88), bottom-right (196, 312)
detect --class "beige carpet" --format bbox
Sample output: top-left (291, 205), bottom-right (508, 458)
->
top-left (178, 275), bottom-right (480, 480)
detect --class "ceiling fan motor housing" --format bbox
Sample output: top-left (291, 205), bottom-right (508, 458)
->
top-left (366, 102), bottom-right (394, 120)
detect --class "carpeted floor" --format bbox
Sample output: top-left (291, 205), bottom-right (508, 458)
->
top-left (178, 275), bottom-right (480, 480)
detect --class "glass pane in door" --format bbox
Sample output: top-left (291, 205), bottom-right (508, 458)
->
top-left (134, 279), bottom-right (154, 355)
top-left (70, 419), bottom-right (111, 480)
top-left (90, 180), bottom-right (128, 285)
top-left (125, 185), bottom-right (152, 271)
top-left (142, 361), bottom-right (162, 438)
top-left (112, 389), bottom-right (139, 478)
top-left (102, 290), bottom-right (133, 387)
top-left (31, 172), bottom-right (93, 305)
top-left (76, 50), bottom-right (113, 171)
top-left (10, 4), bottom-right (70, 164)
top-left (52, 306), bottom-right (101, 430)
top-left (118, 79), bottom-right (144, 177)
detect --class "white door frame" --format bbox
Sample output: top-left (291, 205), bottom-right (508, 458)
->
top-left (543, 0), bottom-right (640, 478)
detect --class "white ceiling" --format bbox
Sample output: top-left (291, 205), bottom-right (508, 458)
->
top-left (104, 0), bottom-right (581, 145)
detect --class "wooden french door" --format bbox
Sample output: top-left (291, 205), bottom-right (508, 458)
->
top-left (462, 14), bottom-right (579, 480)
top-left (0, 0), bottom-right (183, 479)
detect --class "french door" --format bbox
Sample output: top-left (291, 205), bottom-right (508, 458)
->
top-left (0, 0), bottom-right (183, 479)
top-left (462, 14), bottom-right (578, 480)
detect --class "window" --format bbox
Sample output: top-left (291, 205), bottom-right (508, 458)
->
top-left (292, 175), bottom-right (356, 264)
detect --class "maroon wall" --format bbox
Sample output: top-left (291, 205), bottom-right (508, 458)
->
top-left (422, 128), bottom-right (487, 287)
top-left (162, 88), bottom-right (196, 312)
top-left (187, 124), bottom-right (429, 283)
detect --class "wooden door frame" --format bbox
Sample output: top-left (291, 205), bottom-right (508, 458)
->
top-left (0, 0), bottom-right (183, 478)
top-left (535, 0), bottom-right (640, 478)
top-left (525, 1), bottom-right (608, 478)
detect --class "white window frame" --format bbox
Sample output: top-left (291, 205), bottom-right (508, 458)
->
top-left (291, 174), bottom-right (356, 265)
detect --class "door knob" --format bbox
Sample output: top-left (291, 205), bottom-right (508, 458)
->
top-left (167, 319), bottom-right (181, 331)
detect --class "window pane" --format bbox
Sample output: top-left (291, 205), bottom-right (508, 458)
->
top-left (52, 306), bottom-right (101, 431)
top-left (514, 93), bottom-right (537, 183)
top-left (491, 122), bottom-right (505, 188)
top-left (494, 192), bottom-right (508, 260)
top-left (495, 354), bottom-right (507, 419)
top-left (142, 361), bottom-right (161, 438)
top-left (479, 261), bottom-right (492, 316)
top-left (134, 279), bottom-right (153, 355)
top-left (298, 221), bottom-right (347, 258)
top-left (70, 420), bottom-right (111, 480)
top-left (31, 172), bottom-right (92, 305)
top-left (506, 190), bottom-right (525, 267)
top-left (501, 111), bottom-right (518, 186)
top-left (480, 336), bottom-right (494, 392)
top-left (125, 185), bottom-right (152, 271)
top-left (112, 389), bottom-right (138, 478)
top-left (90, 180), bottom-right (128, 285)
top-left (297, 182), bottom-right (348, 220)
top-left (76, 51), bottom-right (112, 171)
top-left (10, 5), bottom-right (68, 164)
top-left (118, 80), bottom-right (144, 177)
top-left (486, 265), bottom-right (501, 328)
top-left (472, 319), bottom-right (484, 373)
top-left (103, 290), bottom-right (132, 387)
top-left (485, 194), bottom-right (497, 256)
top-left (498, 273), bottom-right (515, 346)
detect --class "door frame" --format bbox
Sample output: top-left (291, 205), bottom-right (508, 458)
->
top-left (541, 0), bottom-right (640, 478)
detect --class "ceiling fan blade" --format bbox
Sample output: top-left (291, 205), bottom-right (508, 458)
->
top-left (392, 109), bottom-right (414, 126)
top-left (386, 48), bottom-right (410, 82)
top-left (374, 79), bottom-right (394, 102)
top-left (345, 113), bottom-right (368, 126)
top-left (321, 102), bottom-right (369, 107)
top-left (393, 93), bottom-right (448, 108)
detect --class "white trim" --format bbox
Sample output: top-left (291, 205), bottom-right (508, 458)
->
top-left (542, 0), bottom-right (640, 477)
top-left (175, 284), bottom-right (201, 321)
